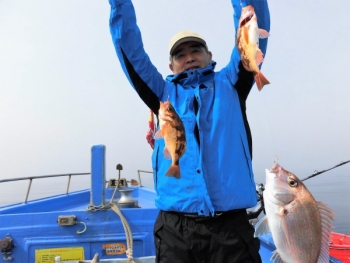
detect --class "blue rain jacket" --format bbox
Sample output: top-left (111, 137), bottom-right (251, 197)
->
top-left (108, 0), bottom-right (270, 216)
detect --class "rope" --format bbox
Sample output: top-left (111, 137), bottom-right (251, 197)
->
top-left (87, 178), bottom-right (135, 262)
top-left (109, 178), bottom-right (135, 262)
top-left (110, 203), bottom-right (134, 262)
top-left (86, 203), bottom-right (112, 212)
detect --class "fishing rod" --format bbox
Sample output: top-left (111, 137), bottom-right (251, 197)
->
top-left (301, 160), bottom-right (350, 182)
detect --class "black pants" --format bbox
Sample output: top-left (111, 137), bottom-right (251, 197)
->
top-left (154, 210), bottom-right (262, 263)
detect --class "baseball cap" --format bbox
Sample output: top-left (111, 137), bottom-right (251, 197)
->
top-left (169, 30), bottom-right (207, 56)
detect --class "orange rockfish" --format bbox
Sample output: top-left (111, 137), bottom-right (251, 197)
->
top-left (155, 101), bottom-right (186, 179)
top-left (255, 163), bottom-right (334, 263)
top-left (237, 5), bottom-right (270, 91)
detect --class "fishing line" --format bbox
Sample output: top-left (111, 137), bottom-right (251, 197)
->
top-left (301, 160), bottom-right (350, 182)
top-left (254, 94), bottom-right (278, 159)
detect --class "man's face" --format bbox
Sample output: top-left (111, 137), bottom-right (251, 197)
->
top-left (169, 41), bottom-right (212, 74)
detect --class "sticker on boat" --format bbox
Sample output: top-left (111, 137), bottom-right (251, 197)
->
top-left (102, 243), bottom-right (126, 255)
top-left (35, 247), bottom-right (84, 262)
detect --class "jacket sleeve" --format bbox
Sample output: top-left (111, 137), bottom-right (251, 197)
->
top-left (223, 0), bottom-right (270, 101)
top-left (108, 0), bottom-right (165, 114)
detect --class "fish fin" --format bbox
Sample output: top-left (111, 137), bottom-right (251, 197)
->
top-left (254, 215), bottom-right (270, 237)
top-left (258, 29), bottom-right (270, 39)
top-left (154, 130), bottom-right (163, 139)
top-left (254, 71), bottom-right (270, 91)
top-left (317, 201), bottom-right (335, 263)
top-left (317, 201), bottom-right (335, 221)
top-left (271, 250), bottom-right (284, 263)
top-left (166, 165), bottom-right (180, 179)
top-left (163, 147), bottom-right (172, 159)
top-left (256, 49), bottom-right (264, 66)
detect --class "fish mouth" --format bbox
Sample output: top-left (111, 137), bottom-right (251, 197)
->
top-left (265, 163), bottom-right (282, 182)
top-left (265, 167), bottom-right (296, 204)
top-left (240, 14), bottom-right (254, 27)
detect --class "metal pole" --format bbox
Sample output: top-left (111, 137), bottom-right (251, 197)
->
top-left (138, 170), bottom-right (142, 187)
top-left (66, 174), bottom-right (72, 194)
top-left (137, 170), bottom-right (153, 187)
top-left (24, 179), bottom-right (33, 203)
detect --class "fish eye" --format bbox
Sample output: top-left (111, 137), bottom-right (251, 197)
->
top-left (287, 176), bottom-right (298, 188)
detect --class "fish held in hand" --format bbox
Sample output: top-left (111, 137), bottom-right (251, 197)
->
top-left (255, 162), bottom-right (334, 263)
top-left (237, 5), bottom-right (270, 91)
top-left (155, 101), bottom-right (186, 179)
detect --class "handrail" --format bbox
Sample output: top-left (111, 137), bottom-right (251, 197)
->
top-left (137, 170), bottom-right (153, 187)
top-left (0, 173), bottom-right (90, 203)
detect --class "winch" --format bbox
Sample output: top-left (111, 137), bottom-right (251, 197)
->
top-left (107, 164), bottom-right (139, 208)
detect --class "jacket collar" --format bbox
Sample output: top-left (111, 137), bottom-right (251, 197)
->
top-left (166, 61), bottom-right (217, 87)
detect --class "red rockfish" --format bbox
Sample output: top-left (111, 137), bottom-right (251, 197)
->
top-left (255, 163), bottom-right (334, 263)
top-left (237, 5), bottom-right (270, 91)
top-left (155, 101), bottom-right (186, 179)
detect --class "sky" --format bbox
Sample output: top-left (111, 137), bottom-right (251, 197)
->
top-left (0, 1), bottom-right (349, 229)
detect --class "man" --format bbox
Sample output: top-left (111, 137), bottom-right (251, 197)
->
top-left (108, 1), bottom-right (270, 262)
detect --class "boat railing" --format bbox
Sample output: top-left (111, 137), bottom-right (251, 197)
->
top-left (137, 170), bottom-right (153, 187)
top-left (0, 172), bottom-right (90, 203)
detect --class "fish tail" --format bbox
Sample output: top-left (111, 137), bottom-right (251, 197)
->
top-left (166, 165), bottom-right (180, 179)
top-left (255, 71), bottom-right (270, 91)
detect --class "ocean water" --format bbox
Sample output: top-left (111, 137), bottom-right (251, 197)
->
top-left (0, 168), bottom-right (349, 234)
